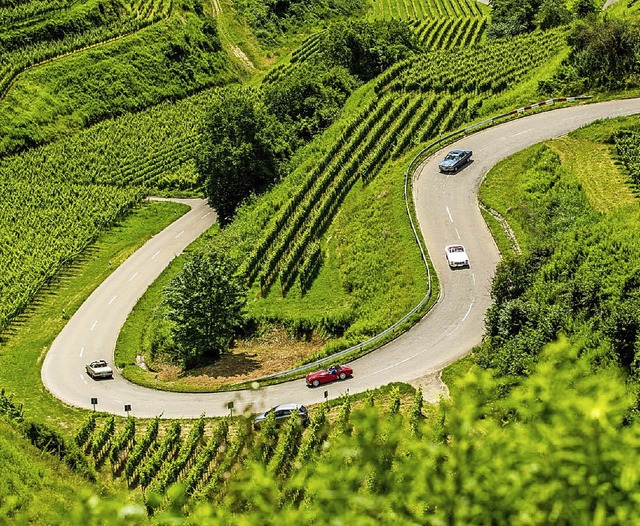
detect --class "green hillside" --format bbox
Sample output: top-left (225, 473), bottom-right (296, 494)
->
top-left (0, 0), bottom-right (640, 523)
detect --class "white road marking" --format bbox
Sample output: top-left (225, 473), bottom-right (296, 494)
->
top-left (151, 250), bottom-right (160, 260)
top-left (513, 128), bottom-right (533, 137)
top-left (460, 302), bottom-right (473, 324)
top-left (129, 272), bottom-right (138, 282)
top-left (455, 227), bottom-right (461, 239)
top-left (109, 296), bottom-right (117, 305)
top-left (445, 303), bottom-right (474, 338)
top-left (81, 375), bottom-right (87, 385)
top-left (113, 399), bottom-right (123, 404)
top-left (201, 212), bottom-right (211, 219)
top-left (175, 230), bottom-right (185, 239)
top-left (90, 321), bottom-right (98, 331)
top-left (80, 346), bottom-right (84, 357)
top-left (446, 206), bottom-right (453, 222)
top-left (472, 273), bottom-right (476, 286)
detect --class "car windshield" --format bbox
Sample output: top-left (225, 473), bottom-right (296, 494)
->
top-left (449, 246), bottom-right (464, 253)
top-left (445, 153), bottom-right (458, 160)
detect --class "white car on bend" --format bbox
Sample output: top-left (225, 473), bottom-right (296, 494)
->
top-left (445, 244), bottom-right (469, 268)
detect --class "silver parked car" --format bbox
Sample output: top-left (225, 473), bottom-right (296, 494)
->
top-left (253, 403), bottom-right (309, 428)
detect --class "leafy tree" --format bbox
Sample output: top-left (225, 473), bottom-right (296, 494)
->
top-left (534, 0), bottom-right (572, 30)
top-left (264, 63), bottom-right (358, 145)
top-left (164, 249), bottom-right (246, 369)
top-left (196, 87), bottom-right (288, 224)
top-left (321, 19), bottom-right (417, 81)
top-left (487, 0), bottom-right (542, 38)
top-left (571, 0), bottom-right (597, 17)
top-left (567, 16), bottom-right (640, 89)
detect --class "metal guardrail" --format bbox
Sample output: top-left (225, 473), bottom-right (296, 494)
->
top-left (251, 96), bottom-right (592, 382)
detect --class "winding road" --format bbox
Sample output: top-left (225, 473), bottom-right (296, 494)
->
top-left (42, 98), bottom-right (640, 418)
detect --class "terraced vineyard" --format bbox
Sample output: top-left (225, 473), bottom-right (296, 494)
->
top-left (0, 0), bottom-right (174, 99)
top-left (0, 17), bottom-right (566, 334)
top-left (247, 28), bottom-right (567, 299)
top-left (378, 28), bottom-right (567, 95)
top-left (263, 2), bottom-right (486, 87)
top-left (368, 0), bottom-right (483, 20)
top-left (410, 15), bottom-right (486, 49)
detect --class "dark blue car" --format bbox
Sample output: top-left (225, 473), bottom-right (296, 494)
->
top-left (438, 149), bottom-right (472, 173)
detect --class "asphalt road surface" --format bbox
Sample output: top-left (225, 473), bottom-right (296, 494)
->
top-left (42, 98), bottom-right (640, 418)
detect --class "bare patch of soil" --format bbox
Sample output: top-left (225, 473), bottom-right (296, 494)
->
top-left (150, 327), bottom-right (326, 389)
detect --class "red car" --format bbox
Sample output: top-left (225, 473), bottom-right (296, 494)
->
top-left (306, 365), bottom-right (353, 387)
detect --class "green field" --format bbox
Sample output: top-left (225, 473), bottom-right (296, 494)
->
top-left (1, 0), bottom-right (640, 522)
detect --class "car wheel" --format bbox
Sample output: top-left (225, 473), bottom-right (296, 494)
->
top-left (312, 379), bottom-right (320, 387)
top-left (339, 372), bottom-right (347, 380)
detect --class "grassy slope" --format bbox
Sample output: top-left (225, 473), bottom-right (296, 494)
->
top-left (0, 10), bottom-right (240, 155)
top-left (479, 115), bottom-right (640, 257)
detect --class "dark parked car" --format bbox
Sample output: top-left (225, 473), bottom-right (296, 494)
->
top-left (306, 365), bottom-right (353, 387)
top-left (253, 404), bottom-right (309, 428)
top-left (438, 149), bottom-right (472, 172)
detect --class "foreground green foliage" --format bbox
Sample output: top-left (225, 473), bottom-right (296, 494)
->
top-left (8, 340), bottom-right (640, 524)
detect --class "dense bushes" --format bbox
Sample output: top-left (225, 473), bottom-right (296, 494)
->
top-left (616, 130), bottom-right (640, 185)
top-left (238, 0), bottom-right (367, 46)
top-left (478, 143), bottom-right (640, 382)
top-left (540, 15), bottom-right (640, 94)
top-left (487, 0), bottom-right (597, 38)
top-left (320, 18), bottom-right (418, 80)
top-left (264, 63), bottom-right (357, 144)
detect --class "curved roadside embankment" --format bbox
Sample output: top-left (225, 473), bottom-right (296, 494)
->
top-left (42, 99), bottom-right (640, 418)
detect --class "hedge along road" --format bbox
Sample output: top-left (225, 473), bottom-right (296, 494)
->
top-left (42, 98), bottom-right (640, 419)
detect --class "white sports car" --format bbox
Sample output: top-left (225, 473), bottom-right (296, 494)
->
top-left (445, 244), bottom-right (470, 268)
top-left (85, 360), bottom-right (113, 379)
